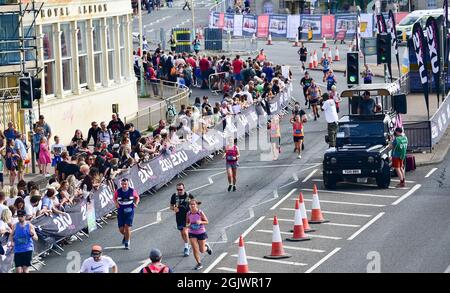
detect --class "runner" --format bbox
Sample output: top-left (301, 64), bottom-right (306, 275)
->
top-left (170, 182), bottom-right (194, 257)
top-left (80, 245), bottom-right (118, 273)
top-left (223, 137), bottom-right (240, 192)
top-left (321, 53), bottom-right (331, 82)
top-left (9, 209), bottom-right (38, 273)
top-left (297, 43), bottom-right (308, 71)
top-left (140, 248), bottom-right (173, 273)
top-left (300, 71), bottom-right (313, 108)
top-left (329, 85), bottom-right (341, 113)
top-left (290, 114), bottom-right (306, 159)
top-left (307, 79), bottom-right (322, 121)
top-left (186, 199), bottom-right (212, 270)
top-left (113, 178), bottom-right (139, 250)
top-left (269, 115), bottom-right (281, 161)
top-left (325, 69), bottom-right (337, 91)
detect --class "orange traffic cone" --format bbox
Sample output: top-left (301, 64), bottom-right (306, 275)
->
top-left (321, 48), bottom-right (325, 62)
top-left (264, 216), bottom-right (291, 259)
top-left (236, 236), bottom-right (249, 273)
top-left (299, 192), bottom-right (315, 232)
top-left (286, 199), bottom-right (311, 242)
top-left (334, 46), bottom-right (340, 61)
top-left (313, 50), bottom-right (318, 68)
top-left (293, 33), bottom-right (299, 47)
top-left (308, 53), bottom-right (314, 69)
top-left (267, 33), bottom-right (272, 45)
top-left (322, 37), bottom-right (327, 48)
top-left (309, 184), bottom-right (329, 224)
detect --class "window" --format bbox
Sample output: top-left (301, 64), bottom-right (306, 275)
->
top-left (119, 16), bottom-right (127, 78)
top-left (427, 0), bottom-right (437, 9)
top-left (60, 23), bottom-right (72, 92)
top-left (107, 18), bottom-right (115, 81)
top-left (0, 14), bottom-right (20, 65)
top-left (77, 21), bottom-right (88, 87)
top-left (42, 25), bottom-right (55, 96)
top-left (92, 19), bottom-right (103, 85)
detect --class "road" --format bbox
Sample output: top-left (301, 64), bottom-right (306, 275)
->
top-left (33, 20), bottom-right (448, 273)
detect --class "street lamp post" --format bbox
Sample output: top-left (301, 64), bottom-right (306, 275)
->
top-left (191, 0), bottom-right (196, 46)
top-left (138, 0), bottom-right (145, 97)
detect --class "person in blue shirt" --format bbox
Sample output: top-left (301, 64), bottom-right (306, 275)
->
top-left (262, 62), bottom-right (274, 82)
top-left (358, 91), bottom-right (376, 115)
top-left (325, 70), bottom-right (337, 91)
top-left (9, 209), bottom-right (38, 273)
top-left (4, 122), bottom-right (18, 141)
top-left (321, 55), bottom-right (330, 82)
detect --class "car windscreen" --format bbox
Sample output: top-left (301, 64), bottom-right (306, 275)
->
top-left (337, 123), bottom-right (384, 138)
top-left (398, 15), bottom-right (420, 26)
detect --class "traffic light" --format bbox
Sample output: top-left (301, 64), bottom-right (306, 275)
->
top-left (19, 76), bottom-right (33, 109)
top-left (347, 52), bottom-right (359, 86)
top-left (377, 33), bottom-right (391, 64)
top-left (32, 77), bottom-right (41, 101)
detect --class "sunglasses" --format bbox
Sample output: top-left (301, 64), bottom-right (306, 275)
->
top-left (177, 188), bottom-right (184, 191)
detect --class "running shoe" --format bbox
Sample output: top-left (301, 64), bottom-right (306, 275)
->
top-left (205, 243), bottom-right (213, 255)
top-left (124, 241), bottom-right (130, 250)
top-left (183, 247), bottom-right (190, 257)
top-left (194, 263), bottom-right (203, 270)
top-left (298, 155), bottom-right (302, 159)
top-left (232, 185), bottom-right (236, 192)
top-left (228, 185), bottom-right (233, 192)
top-left (122, 237), bottom-right (126, 245)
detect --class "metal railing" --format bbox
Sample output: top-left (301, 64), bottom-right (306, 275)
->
top-left (403, 121), bottom-right (432, 152)
top-left (125, 79), bottom-right (190, 132)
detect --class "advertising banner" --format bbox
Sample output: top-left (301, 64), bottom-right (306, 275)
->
top-left (269, 14), bottom-right (288, 38)
top-left (233, 14), bottom-right (243, 37)
top-left (257, 15), bottom-right (270, 38)
top-left (335, 14), bottom-right (357, 37)
top-left (412, 22), bottom-right (430, 118)
top-left (425, 16), bottom-right (441, 105)
top-left (224, 13), bottom-right (234, 33)
top-left (87, 200), bottom-right (97, 233)
top-left (287, 15), bottom-right (300, 39)
top-left (360, 13), bottom-right (374, 38)
top-left (300, 15), bottom-right (322, 39)
top-left (210, 12), bottom-right (224, 29)
top-left (321, 15), bottom-right (335, 38)
top-left (243, 14), bottom-right (257, 36)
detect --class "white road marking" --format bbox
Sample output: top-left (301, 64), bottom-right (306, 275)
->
top-left (131, 207), bottom-right (170, 233)
top-left (425, 168), bottom-right (438, 178)
top-left (187, 171), bottom-right (226, 193)
top-left (130, 259), bottom-right (151, 273)
top-left (281, 208), bottom-right (372, 218)
top-left (305, 248), bottom-right (341, 273)
top-left (230, 255), bottom-right (307, 266)
top-left (246, 241), bottom-right (325, 253)
top-left (270, 188), bottom-right (297, 210)
top-left (186, 163), bottom-right (322, 172)
top-left (269, 218), bottom-right (361, 228)
top-left (234, 216), bottom-right (266, 244)
top-left (391, 184), bottom-right (422, 206)
top-left (391, 179), bottom-right (416, 183)
top-left (342, 181), bottom-right (399, 189)
top-left (103, 246), bottom-right (126, 250)
top-left (302, 169), bottom-right (318, 183)
top-left (203, 252), bottom-right (228, 273)
top-left (217, 267), bottom-right (259, 273)
top-left (347, 212), bottom-right (385, 240)
top-left (257, 229), bottom-right (342, 240)
top-left (297, 198), bottom-right (386, 207)
top-left (301, 188), bottom-right (399, 199)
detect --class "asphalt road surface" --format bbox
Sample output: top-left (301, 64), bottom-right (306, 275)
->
top-left (34, 38), bottom-right (448, 273)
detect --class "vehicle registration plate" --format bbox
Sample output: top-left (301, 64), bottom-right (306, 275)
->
top-left (343, 169), bottom-right (362, 175)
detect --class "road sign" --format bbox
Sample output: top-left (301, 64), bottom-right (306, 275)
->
top-left (362, 37), bottom-right (377, 56)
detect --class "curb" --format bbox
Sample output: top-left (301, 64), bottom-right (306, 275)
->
top-left (415, 127), bottom-right (450, 167)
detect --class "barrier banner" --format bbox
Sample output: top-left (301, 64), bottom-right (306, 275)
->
top-left (360, 13), bottom-right (374, 38)
top-left (321, 15), bottom-right (335, 38)
top-left (300, 15), bottom-right (322, 39)
top-left (431, 95), bottom-right (450, 145)
top-left (87, 200), bottom-right (97, 233)
top-left (234, 14), bottom-right (243, 37)
top-left (243, 14), bottom-right (257, 36)
top-left (287, 15), bottom-right (300, 39)
top-left (335, 14), bottom-right (357, 37)
top-left (257, 15), bottom-right (269, 38)
top-left (210, 12), bottom-right (224, 29)
top-left (93, 184), bottom-right (116, 220)
top-left (269, 14), bottom-right (288, 38)
top-left (224, 13), bottom-right (234, 32)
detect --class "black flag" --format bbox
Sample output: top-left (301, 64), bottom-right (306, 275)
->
top-left (425, 17), bottom-right (441, 105)
top-left (388, 10), bottom-right (400, 78)
top-left (376, 13), bottom-right (387, 34)
top-left (412, 22), bottom-right (430, 119)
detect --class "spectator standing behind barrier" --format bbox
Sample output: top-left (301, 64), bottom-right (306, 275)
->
top-left (170, 182), bottom-right (194, 257)
top-left (362, 64), bottom-right (373, 84)
top-left (321, 93), bottom-right (339, 148)
top-left (141, 248), bottom-right (173, 273)
top-left (192, 37), bottom-right (201, 55)
top-left (114, 178), bottom-right (139, 250)
top-left (8, 209), bottom-right (37, 273)
top-left (186, 199), bottom-right (212, 270)
top-left (389, 127), bottom-right (408, 188)
top-left (81, 245), bottom-right (118, 273)
top-left (35, 115), bottom-right (52, 140)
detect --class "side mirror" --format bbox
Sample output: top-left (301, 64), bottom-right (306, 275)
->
top-left (325, 135), bottom-right (329, 143)
top-left (393, 93), bottom-right (407, 114)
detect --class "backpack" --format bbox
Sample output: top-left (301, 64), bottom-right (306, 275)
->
top-left (170, 67), bottom-right (177, 76)
top-left (142, 264), bottom-right (170, 273)
top-left (166, 104), bottom-right (177, 123)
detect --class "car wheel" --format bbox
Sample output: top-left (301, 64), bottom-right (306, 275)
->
top-left (323, 174), bottom-right (337, 190)
top-left (376, 160), bottom-right (391, 188)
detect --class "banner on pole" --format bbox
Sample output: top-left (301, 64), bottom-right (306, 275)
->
top-left (321, 15), bottom-right (335, 39)
top-left (412, 22), bottom-right (430, 117)
top-left (234, 14), bottom-right (243, 37)
top-left (360, 13), bottom-right (373, 38)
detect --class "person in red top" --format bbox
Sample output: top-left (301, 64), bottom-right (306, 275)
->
top-left (232, 55), bottom-right (244, 87)
top-left (199, 56), bottom-right (210, 88)
top-left (113, 178), bottom-right (139, 249)
top-left (186, 55), bottom-right (197, 69)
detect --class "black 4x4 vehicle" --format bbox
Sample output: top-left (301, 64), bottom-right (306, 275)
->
top-left (323, 83), bottom-right (407, 189)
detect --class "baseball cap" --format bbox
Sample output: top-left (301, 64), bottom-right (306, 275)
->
top-left (17, 209), bottom-right (26, 217)
top-left (91, 245), bottom-right (103, 253)
top-left (149, 249), bottom-right (162, 262)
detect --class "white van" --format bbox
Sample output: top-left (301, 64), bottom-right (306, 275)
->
top-left (396, 9), bottom-right (444, 42)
